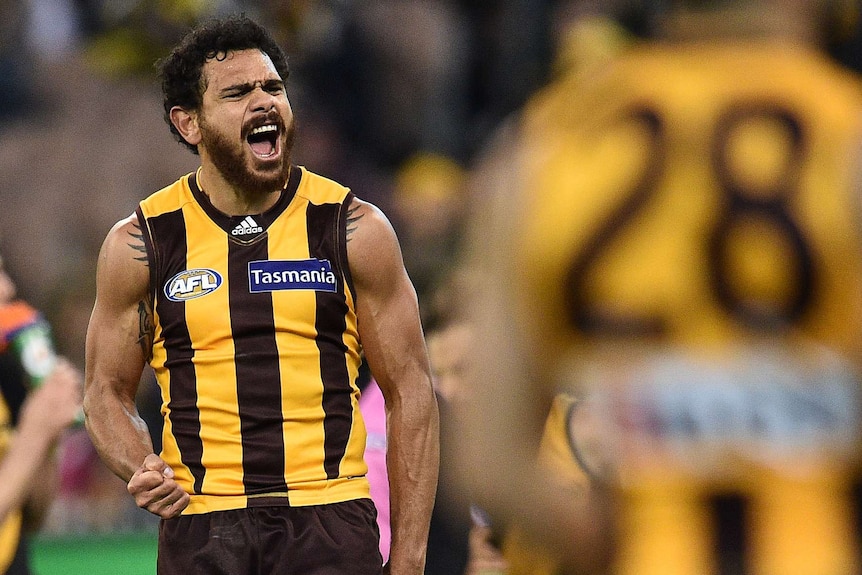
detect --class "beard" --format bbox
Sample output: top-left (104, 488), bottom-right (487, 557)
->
top-left (199, 114), bottom-right (295, 197)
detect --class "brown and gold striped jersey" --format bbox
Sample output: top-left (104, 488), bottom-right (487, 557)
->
top-left (507, 42), bottom-right (862, 575)
top-left (137, 166), bottom-right (369, 514)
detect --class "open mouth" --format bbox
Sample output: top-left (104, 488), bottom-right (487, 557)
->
top-left (247, 124), bottom-right (281, 159)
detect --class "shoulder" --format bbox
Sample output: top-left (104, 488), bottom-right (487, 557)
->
top-left (346, 197), bottom-right (398, 247)
top-left (96, 213), bottom-right (150, 300)
top-left (102, 213), bottom-right (146, 253)
top-left (295, 166), bottom-right (352, 205)
top-left (139, 173), bottom-right (196, 217)
top-left (345, 197), bottom-right (405, 289)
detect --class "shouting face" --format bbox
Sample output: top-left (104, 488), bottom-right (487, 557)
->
top-left (192, 49), bottom-right (295, 196)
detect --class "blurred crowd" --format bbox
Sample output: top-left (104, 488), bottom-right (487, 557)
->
top-left (0, 0), bottom-right (575, 337)
top-left (1, 0), bottom-right (862, 567)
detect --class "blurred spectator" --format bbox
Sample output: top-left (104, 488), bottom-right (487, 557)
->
top-left (391, 152), bottom-right (468, 329)
top-left (424, 319), bottom-right (474, 575)
top-left (428, 270), bottom-right (606, 575)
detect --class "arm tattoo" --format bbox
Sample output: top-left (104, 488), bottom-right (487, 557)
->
top-left (346, 204), bottom-right (364, 242)
top-left (128, 221), bottom-right (149, 265)
top-left (136, 298), bottom-right (154, 362)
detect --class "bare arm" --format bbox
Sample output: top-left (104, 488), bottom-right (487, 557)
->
top-left (0, 358), bottom-right (81, 524)
top-left (83, 214), bottom-right (189, 518)
top-left (457, 123), bottom-right (614, 573)
top-left (347, 198), bottom-right (440, 575)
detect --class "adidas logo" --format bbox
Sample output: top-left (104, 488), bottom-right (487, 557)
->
top-left (232, 216), bottom-right (264, 236)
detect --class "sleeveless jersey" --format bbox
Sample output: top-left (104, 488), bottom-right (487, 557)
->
top-left (137, 166), bottom-right (369, 514)
top-left (507, 43), bottom-right (862, 575)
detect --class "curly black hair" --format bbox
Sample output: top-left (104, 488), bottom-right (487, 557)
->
top-left (156, 14), bottom-right (290, 154)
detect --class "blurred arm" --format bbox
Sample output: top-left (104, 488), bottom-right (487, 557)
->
top-left (457, 123), bottom-right (615, 573)
top-left (0, 358), bottom-right (80, 524)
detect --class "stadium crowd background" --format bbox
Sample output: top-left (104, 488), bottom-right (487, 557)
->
top-left (1, 0), bottom-right (862, 555)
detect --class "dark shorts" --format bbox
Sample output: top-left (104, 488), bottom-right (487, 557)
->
top-left (157, 498), bottom-right (383, 575)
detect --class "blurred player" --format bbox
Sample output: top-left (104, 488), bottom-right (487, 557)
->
top-left (0, 254), bottom-right (82, 574)
top-left (458, 0), bottom-right (862, 574)
top-left (0, 255), bottom-right (57, 395)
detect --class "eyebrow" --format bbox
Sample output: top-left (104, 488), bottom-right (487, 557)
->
top-left (219, 78), bottom-right (285, 96)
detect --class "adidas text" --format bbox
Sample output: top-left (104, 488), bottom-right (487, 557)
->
top-left (232, 226), bottom-right (263, 235)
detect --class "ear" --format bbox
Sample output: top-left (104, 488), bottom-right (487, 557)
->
top-left (169, 106), bottom-right (202, 147)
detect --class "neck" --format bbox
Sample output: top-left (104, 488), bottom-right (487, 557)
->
top-left (197, 164), bottom-right (288, 216)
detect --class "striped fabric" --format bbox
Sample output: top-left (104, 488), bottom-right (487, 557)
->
top-left (137, 166), bottom-right (369, 514)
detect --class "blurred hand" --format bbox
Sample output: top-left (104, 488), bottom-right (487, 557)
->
top-left (17, 357), bottom-right (82, 440)
top-left (127, 453), bottom-right (190, 519)
top-left (465, 524), bottom-right (508, 575)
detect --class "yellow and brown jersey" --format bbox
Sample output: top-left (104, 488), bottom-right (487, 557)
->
top-left (508, 43), bottom-right (862, 575)
top-left (137, 166), bottom-right (369, 514)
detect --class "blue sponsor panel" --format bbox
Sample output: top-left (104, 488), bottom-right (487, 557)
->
top-left (248, 259), bottom-right (338, 293)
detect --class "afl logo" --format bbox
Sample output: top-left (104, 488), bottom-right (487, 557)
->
top-left (164, 268), bottom-right (223, 302)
